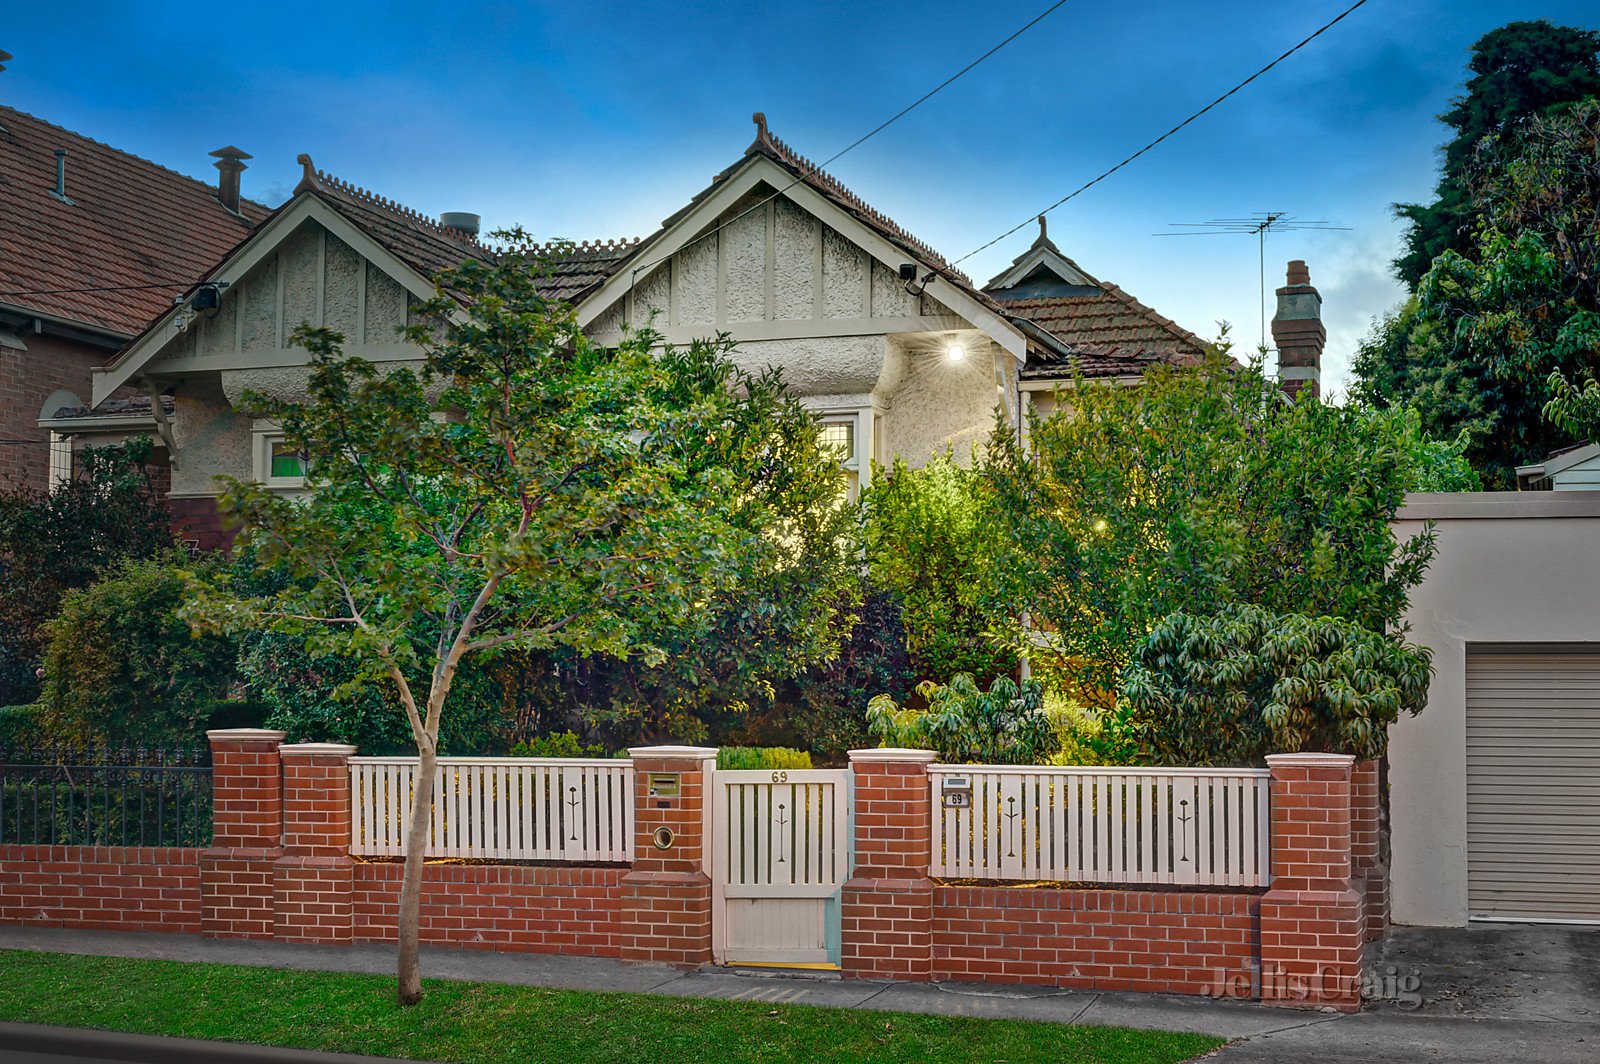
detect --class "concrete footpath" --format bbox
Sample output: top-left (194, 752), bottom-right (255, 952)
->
top-left (0, 924), bottom-right (1596, 1062)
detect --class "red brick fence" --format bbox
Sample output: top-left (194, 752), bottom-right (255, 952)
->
top-left (0, 731), bottom-right (1387, 1011)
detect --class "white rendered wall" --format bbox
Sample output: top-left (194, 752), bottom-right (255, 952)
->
top-left (1389, 493), bottom-right (1600, 926)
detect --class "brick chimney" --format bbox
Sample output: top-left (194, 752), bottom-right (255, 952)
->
top-left (210, 146), bottom-right (251, 214)
top-left (1271, 259), bottom-right (1324, 400)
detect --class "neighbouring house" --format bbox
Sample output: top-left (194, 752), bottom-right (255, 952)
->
top-left (1516, 441), bottom-right (1600, 490)
top-left (62, 114), bottom-right (1292, 548)
top-left (1389, 491), bottom-right (1600, 927)
top-left (0, 101), bottom-right (268, 494)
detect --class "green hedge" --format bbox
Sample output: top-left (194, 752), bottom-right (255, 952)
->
top-left (716, 747), bottom-right (812, 771)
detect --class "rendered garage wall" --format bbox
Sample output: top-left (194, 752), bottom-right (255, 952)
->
top-left (1389, 492), bottom-right (1600, 926)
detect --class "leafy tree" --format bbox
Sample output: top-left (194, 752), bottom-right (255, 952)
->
top-left (769, 586), bottom-right (914, 761)
top-left (983, 354), bottom-right (1438, 708)
top-left (238, 630), bottom-right (514, 755)
top-left (1363, 99), bottom-right (1600, 484)
top-left (862, 453), bottom-right (1016, 686)
top-left (184, 245), bottom-right (848, 1005)
top-left (867, 673), bottom-right (1058, 765)
top-left (0, 437), bottom-right (171, 705)
top-left (38, 555), bottom-right (239, 746)
top-left (1117, 605), bottom-right (1432, 765)
top-left (1393, 20), bottom-right (1600, 288)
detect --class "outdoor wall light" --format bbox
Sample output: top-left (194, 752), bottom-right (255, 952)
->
top-left (947, 344), bottom-right (966, 363)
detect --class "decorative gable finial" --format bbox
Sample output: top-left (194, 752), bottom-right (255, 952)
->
top-left (293, 153), bottom-right (320, 195)
top-left (1037, 214), bottom-right (1047, 243)
top-left (748, 111), bottom-right (775, 156)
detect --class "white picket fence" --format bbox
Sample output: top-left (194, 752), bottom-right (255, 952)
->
top-left (929, 765), bottom-right (1272, 887)
top-left (349, 757), bottom-right (633, 862)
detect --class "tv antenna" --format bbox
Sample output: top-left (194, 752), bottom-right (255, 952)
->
top-left (1155, 212), bottom-right (1350, 350)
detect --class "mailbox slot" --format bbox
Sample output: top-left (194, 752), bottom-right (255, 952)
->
top-left (648, 773), bottom-right (681, 799)
top-left (941, 775), bottom-right (972, 809)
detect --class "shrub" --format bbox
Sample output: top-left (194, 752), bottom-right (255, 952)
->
top-left (239, 629), bottom-right (515, 756)
top-left (862, 454), bottom-right (1015, 686)
top-left (0, 437), bottom-right (171, 706)
top-left (985, 352), bottom-right (1440, 707)
top-left (37, 555), bottom-right (239, 746)
top-left (717, 747), bottom-right (812, 771)
top-left (1117, 605), bottom-right (1433, 765)
top-left (509, 731), bottom-right (607, 759)
top-left (867, 673), bottom-right (1059, 765)
top-left (0, 703), bottom-right (44, 745)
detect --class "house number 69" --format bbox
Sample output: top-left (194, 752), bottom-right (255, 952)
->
top-left (771, 771), bottom-right (788, 783)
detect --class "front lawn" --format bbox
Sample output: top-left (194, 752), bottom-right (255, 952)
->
top-left (0, 950), bottom-right (1222, 1063)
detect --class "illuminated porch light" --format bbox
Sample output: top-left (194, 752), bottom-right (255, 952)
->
top-left (947, 343), bottom-right (966, 362)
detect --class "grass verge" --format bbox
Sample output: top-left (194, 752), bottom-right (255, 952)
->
top-left (0, 950), bottom-right (1223, 1063)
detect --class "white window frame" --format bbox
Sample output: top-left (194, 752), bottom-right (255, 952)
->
top-left (815, 405), bottom-right (876, 502)
top-left (48, 432), bottom-right (73, 490)
top-left (251, 422), bottom-right (308, 491)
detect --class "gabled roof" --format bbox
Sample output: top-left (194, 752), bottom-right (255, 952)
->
top-left (983, 216), bottom-right (1208, 378)
top-left (291, 155), bottom-right (497, 280)
top-left (985, 215), bottom-right (1097, 292)
top-left (571, 114), bottom-right (1025, 359)
top-left (0, 105), bottom-right (268, 338)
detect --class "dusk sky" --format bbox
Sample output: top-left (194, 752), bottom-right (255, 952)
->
top-left (6, 1), bottom-right (1598, 394)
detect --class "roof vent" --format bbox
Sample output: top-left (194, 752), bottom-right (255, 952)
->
top-left (440, 212), bottom-right (480, 238)
top-left (210, 146), bottom-right (251, 214)
top-left (51, 149), bottom-right (73, 204)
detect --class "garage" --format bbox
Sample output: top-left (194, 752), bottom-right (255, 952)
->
top-left (1466, 650), bottom-right (1600, 923)
top-left (1389, 491), bottom-right (1600, 927)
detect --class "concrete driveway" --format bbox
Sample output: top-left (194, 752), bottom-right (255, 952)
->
top-left (1211, 923), bottom-right (1600, 1062)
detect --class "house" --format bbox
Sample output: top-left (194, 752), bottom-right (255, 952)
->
top-left (61, 113), bottom-right (1281, 548)
top-left (0, 100), bottom-right (268, 493)
top-left (1389, 491), bottom-right (1600, 927)
top-left (1515, 441), bottom-right (1600, 490)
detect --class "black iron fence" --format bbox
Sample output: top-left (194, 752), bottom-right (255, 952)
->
top-left (0, 743), bottom-right (213, 847)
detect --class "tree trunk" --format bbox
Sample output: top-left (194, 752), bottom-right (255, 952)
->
top-left (397, 742), bottom-right (437, 1006)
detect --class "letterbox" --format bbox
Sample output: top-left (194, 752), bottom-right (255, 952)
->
top-left (941, 775), bottom-right (972, 808)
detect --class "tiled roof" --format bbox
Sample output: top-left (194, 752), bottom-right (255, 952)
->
top-left (292, 156), bottom-right (639, 303)
top-left (0, 105), bottom-right (267, 337)
top-left (517, 238), bottom-right (641, 303)
top-left (1019, 341), bottom-right (1204, 380)
top-left (293, 155), bottom-right (497, 281)
top-left (738, 114), bottom-right (975, 287)
top-left (47, 394), bottom-right (175, 420)
top-left (1004, 285), bottom-right (1209, 359)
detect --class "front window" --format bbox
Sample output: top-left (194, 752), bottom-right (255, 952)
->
top-left (253, 424), bottom-right (308, 491)
top-left (819, 416), bottom-right (861, 501)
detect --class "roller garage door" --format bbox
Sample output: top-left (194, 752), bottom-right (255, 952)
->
top-left (1466, 650), bottom-right (1600, 922)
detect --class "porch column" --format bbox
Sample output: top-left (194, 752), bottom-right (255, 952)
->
top-left (1260, 752), bottom-right (1364, 1011)
top-left (201, 728), bottom-right (285, 940)
top-left (274, 743), bottom-right (357, 944)
top-left (619, 746), bottom-right (716, 967)
top-left (841, 748), bottom-right (936, 981)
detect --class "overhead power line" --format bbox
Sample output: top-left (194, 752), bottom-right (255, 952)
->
top-left (949, 0), bottom-right (1372, 269)
top-left (626, 0), bottom-right (1072, 285)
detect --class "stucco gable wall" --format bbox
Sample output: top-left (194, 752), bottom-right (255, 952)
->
top-left (594, 190), bottom-right (960, 336)
top-left (168, 221), bottom-right (413, 366)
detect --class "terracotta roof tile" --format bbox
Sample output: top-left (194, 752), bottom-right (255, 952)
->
top-left (1001, 286), bottom-right (1208, 359)
top-left (292, 156), bottom-right (639, 304)
top-left (0, 105), bottom-right (267, 337)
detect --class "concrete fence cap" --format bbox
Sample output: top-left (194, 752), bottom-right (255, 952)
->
top-left (206, 728), bottom-right (287, 742)
top-left (1265, 752), bottom-right (1357, 767)
top-left (279, 742), bottom-right (358, 757)
top-left (849, 748), bottom-right (937, 763)
top-left (627, 745), bottom-right (718, 760)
